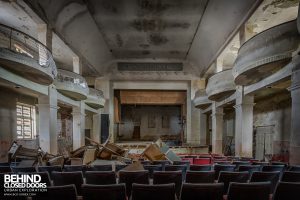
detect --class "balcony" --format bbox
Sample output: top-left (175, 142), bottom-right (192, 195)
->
top-left (233, 20), bottom-right (300, 86)
top-left (206, 69), bottom-right (236, 101)
top-left (0, 24), bottom-right (57, 85)
top-left (54, 69), bottom-right (89, 100)
top-left (193, 89), bottom-right (211, 109)
top-left (85, 88), bottom-right (105, 109)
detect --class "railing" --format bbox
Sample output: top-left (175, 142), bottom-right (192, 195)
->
top-left (0, 23), bottom-right (57, 77)
top-left (55, 69), bottom-right (89, 93)
top-left (88, 88), bottom-right (105, 99)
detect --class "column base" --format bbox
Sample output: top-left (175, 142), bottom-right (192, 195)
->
top-left (212, 139), bottom-right (223, 154)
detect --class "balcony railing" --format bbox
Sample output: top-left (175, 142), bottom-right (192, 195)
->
top-left (54, 69), bottom-right (89, 100)
top-left (85, 88), bottom-right (105, 109)
top-left (0, 24), bottom-right (57, 84)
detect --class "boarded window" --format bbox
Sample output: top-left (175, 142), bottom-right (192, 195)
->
top-left (16, 103), bottom-right (36, 139)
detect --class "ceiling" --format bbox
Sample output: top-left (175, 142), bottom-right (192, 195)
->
top-left (2, 0), bottom-right (263, 79)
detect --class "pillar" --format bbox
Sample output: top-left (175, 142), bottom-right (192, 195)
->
top-left (73, 56), bottom-right (82, 75)
top-left (92, 111), bottom-right (101, 143)
top-left (199, 111), bottom-right (207, 145)
top-left (290, 65), bottom-right (300, 165)
top-left (37, 85), bottom-right (58, 154)
top-left (211, 102), bottom-right (223, 154)
top-left (72, 101), bottom-right (85, 150)
top-left (234, 86), bottom-right (254, 157)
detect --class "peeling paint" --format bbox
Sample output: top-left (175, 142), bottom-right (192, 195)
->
top-left (148, 33), bottom-right (168, 45)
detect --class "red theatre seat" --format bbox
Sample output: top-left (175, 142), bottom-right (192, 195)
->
top-left (193, 158), bottom-right (211, 165)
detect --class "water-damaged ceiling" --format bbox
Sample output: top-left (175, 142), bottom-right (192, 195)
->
top-left (23, 0), bottom-right (262, 78)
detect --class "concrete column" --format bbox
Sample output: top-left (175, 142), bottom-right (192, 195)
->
top-left (72, 101), bottom-right (85, 150)
top-left (290, 66), bottom-right (300, 165)
top-left (234, 86), bottom-right (254, 157)
top-left (188, 102), bottom-right (200, 144)
top-left (73, 56), bottom-right (82, 75)
top-left (37, 24), bottom-right (52, 51)
top-left (92, 111), bottom-right (101, 143)
top-left (37, 85), bottom-right (58, 154)
top-left (211, 102), bottom-right (223, 154)
top-left (199, 111), bottom-right (207, 145)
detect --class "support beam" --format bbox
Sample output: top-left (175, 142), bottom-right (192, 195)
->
top-left (234, 86), bottom-right (254, 157)
top-left (72, 101), bottom-right (85, 150)
top-left (289, 64), bottom-right (300, 165)
top-left (211, 102), bottom-right (223, 154)
top-left (37, 85), bottom-right (58, 154)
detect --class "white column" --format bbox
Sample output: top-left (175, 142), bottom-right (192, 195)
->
top-left (92, 111), bottom-right (101, 143)
top-left (211, 102), bottom-right (223, 154)
top-left (188, 102), bottom-right (201, 144)
top-left (72, 101), bottom-right (85, 150)
top-left (290, 65), bottom-right (300, 165)
top-left (234, 86), bottom-right (254, 157)
top-left (199, 111), bottom-right (207, 145)
top-left (73, 56), bottom-right (82, 75)
top-left (37, 85), bottom-right (58, 154)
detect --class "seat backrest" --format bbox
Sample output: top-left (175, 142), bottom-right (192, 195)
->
top-left (38, 165), bottom-right (62, 179)
top-left (131, 183), bottom-right (175, 200)
top-left (29, 172), bottom-right (51, 186)
top-left (0, 166), bottom-right (11, 173)
top-left (238, 165), bottom-right (261, 173)
top-left (64, 165), bottom-right (85, 172)
top-left (262, 165), bottom-right (285, 172)
top-left (273, 182), bottom-right (300, 200)
top-left (32, 184), bottom-right (77, 200)
top-left (115, 164), bottom-right (128, 172)
top-left (141, 161), bottom-right (151, 165)
top-left (143, 165), bottom-right (163, 178)
top-left (218, 171), bottom-right (250, 194)
top-left (52, 171), bottom-right (83, 195)
top-left (250, 171), bottom-right (280, 193)
top-left (281, 171), bottom-right (300, 182)
top-left (85, 171), bottom-right (116, 185)
top-left (82, 184), bottom-right (126, 200)
top-left (165, 165), bottom-right (187, 172)
top-left (180, 183), bottom-right (224, 200)
top-left (89, 164), bottom-right (112, 171)
top-left (153, 171), bottom-right (182, 198)
top-left (189, 164), bottom-right (212, 171)
top-left (213, 165), bottom-right (235, 180)
top-left (11, 166), bottom-right (36, 173)
top-left (119, 170), bottom-right (149, 197)
top-left (173, 160), bottom-right (190, 167)
top-left (185, 171), bottom-right (215, 183)
top-left (227, 182), bottom-right (271, 200)
top-left (232, 161), bottom-right (251, 169)
top-left (288, 165), bottom-right (300, 172)
top-left (193, 158), bottom-right (211, 165)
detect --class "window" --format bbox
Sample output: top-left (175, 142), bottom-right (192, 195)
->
top-left (16, 103), bottom-right (36, 139)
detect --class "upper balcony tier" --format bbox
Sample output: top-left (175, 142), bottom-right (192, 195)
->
top-left (85, 88), bottom-right (105, 109)
top-left (54, 69), bottom-right (89, 100)
top-left (0, 24), bottom-right (57, 85)
top-left (233, 20), bottom-right (300, 86)
top-left (206, 69), bottom-right (236, 101)
top-left (193, 89), bottom-right (212, 109)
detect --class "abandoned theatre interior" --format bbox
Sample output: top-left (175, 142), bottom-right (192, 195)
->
top-left (0, 0), bottom-right (300, 200)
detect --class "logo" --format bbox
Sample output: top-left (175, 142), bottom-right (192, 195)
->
top-left (2, 174), bottom-right (47, 198)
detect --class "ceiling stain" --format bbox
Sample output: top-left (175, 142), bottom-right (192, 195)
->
top-left (131, 19), bottom-right (190, 32)
top-left (139, 44), bottom-right (150, 48)
top-left (137, 0), bottom-right (170, 14)
top-left (148, 33), bottom-right (168, 45)
top-left (115, 34), bottom-right (123, 47)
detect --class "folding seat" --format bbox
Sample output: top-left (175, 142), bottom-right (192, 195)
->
top-left (153, 171), bottom-right (182, 198)
top-left (64, 165), bottom-right (86, 172)
top-left (165, 165), bottom-right (188, 175)
top-left (273, 182), bottom-right (300, 200)
top-left (152, 160), bottom-right (171, 170)
top-left (271, 161), bottom-right (288, 167)
top-left (38, 165), bottom-right (62, 179)
top-left (288, 165), bottom-right (300, 172)
top-left (32, 184), bottom-right (77, 200)
top-left (185, 171), bottom-right (215, 183)
top-left (217, 171), bottom-right (250, 194)
top-left (131, 183), bottom-right (175, 200)
top-left (281, 171), bottom-right (300, 182)
top-left (252, 161), bottom-right (269, 166)
top-left (189, 164), bottom-right (212, 171)
top-left (85, 171), bottom-right (116, 185)
top-left (214, 160), bottom-right (232, 165)
top-left (82, 184), bottom-right (126, 200)
top-left (31, 172), bottom-right (52, 186)
top-left (11, 166), bottom-right (36, 173)
top-left (180, 183), bottom-right (224, 200)
top-left (262, 165), bottom-right (285, 173)
top-left (213, 164), bottom-right (235, 180)
top-left (143, 164), bottom-right (163, 178)
top-left (118, 170), bottom-right (149, 197)
top-left (0, 162), bottom-right (10, 166)
top-left (227, 182), bottom-right (271, 200)
top-left (193, 158), bottom-right (211, 165)
top-left (0, 166), bottom-right (11, 173)
top-left (52, 171), bottom-right (84, 195)
top-left (89, 164), bottom-right (112, 171)
top-left (181, 157), bottom-right (194, 165)
top-left (238, 165), bottom-right (261, 174)
top-left (250, 171), bottom-right (280, 193)
top-left (173, 160), bottom-right (191, 168)
top-left (115, 164), bottom-right (128, 172)
top-left (232, 161), bottom-right (250, 169)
